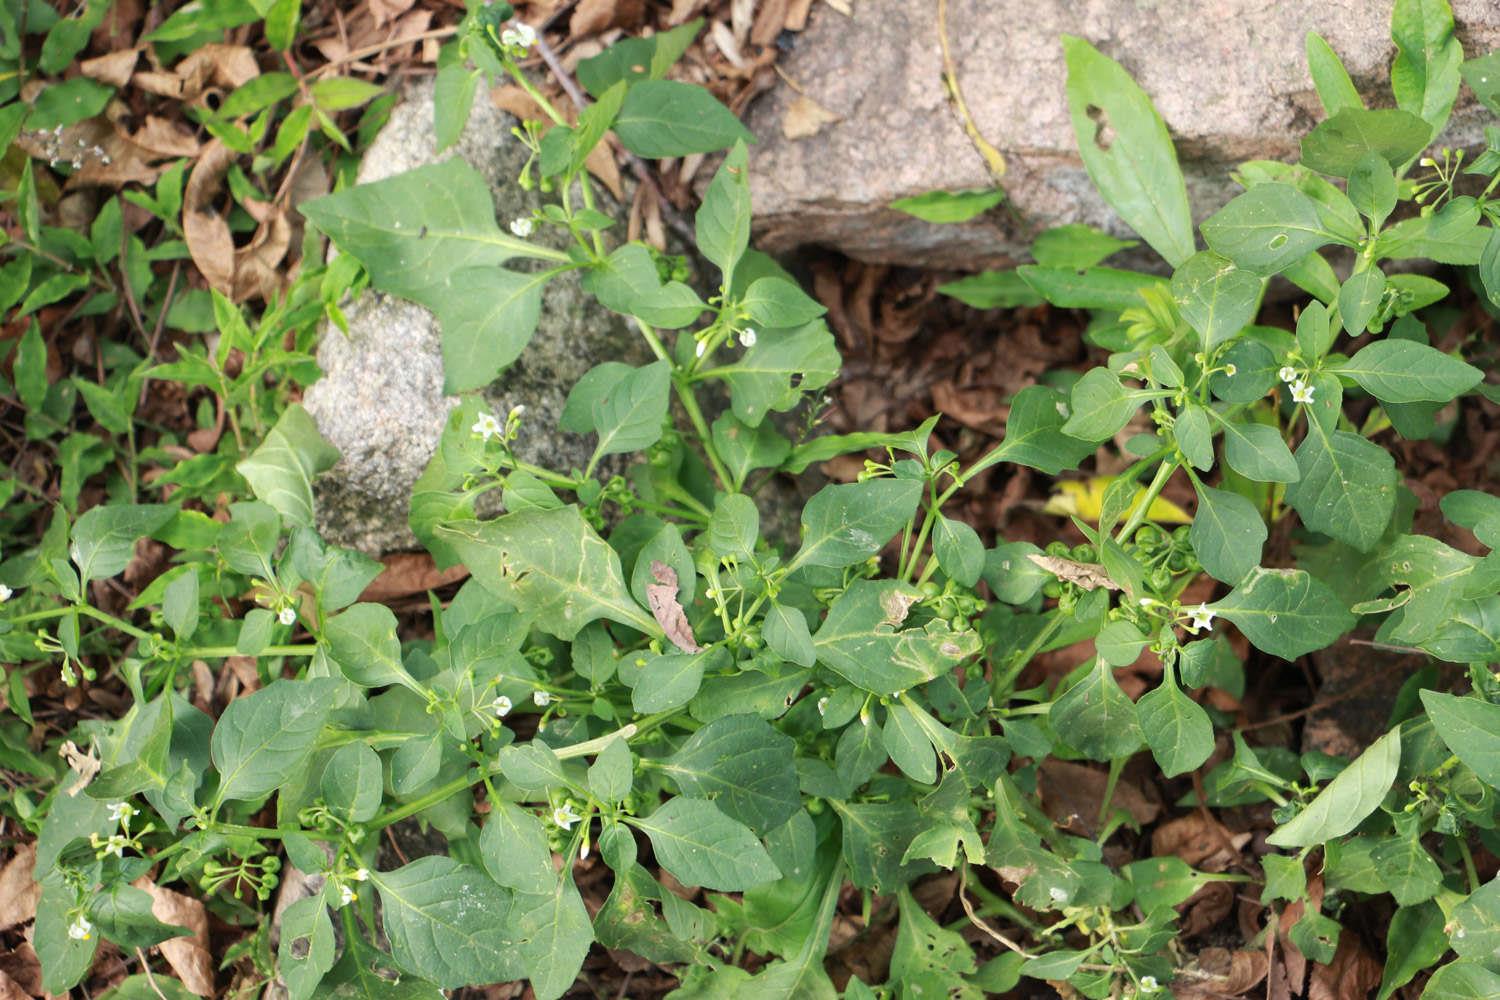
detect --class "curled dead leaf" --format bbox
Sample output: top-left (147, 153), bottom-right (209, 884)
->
top-left (1173, 948), bottom-right (1268, 999)
top-left (646, 561), bottom-right (702, 653)
top-left (130, 115), bottom-right (201, 159)
top-left (1027, 553), bottom-right (1119, 591)
top-left (232, 208), bottom-right (293, 301)
top-left (782, 93), bottom-right (841, 140)
top-left (134, 879), bottom-right (214, 996)
top-left (0, 844), bottom-right (41, 932)
top-left (60, 740), bottom-right (101, 795)
top-left (0, 969), bottom-right (27, 1000)
top-left (176, 43), bottom-right (259, 100)
top-left (184, 139), bottom-right (236, 294)
top-left (359, 552), bottom-right (470, 603)
top-left (80, 48), bottom-right (139, 87)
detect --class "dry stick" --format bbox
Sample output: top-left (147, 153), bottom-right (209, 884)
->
top-left (956, 865), bottom-right (1036, 960)
top-left (935, 0), bottom-right (1006, 183)
top-left (135, 949), bottom-right (170, 1000)
top-left (309, 26), bottom-right (460, 78)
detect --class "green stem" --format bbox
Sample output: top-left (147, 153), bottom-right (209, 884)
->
top-left (1114, 458), bottom-right (1178, 544)
top-left (181, 644), bottom-right (319, 658)
top-left (1458, 836), bottom-right (1481, 893)
top-left (8, 604), bottom-right (154, 642)
top-left (992, 613), bottom-right (1063, 701)
top-left (1097, 755), bottom-right (1126, 827)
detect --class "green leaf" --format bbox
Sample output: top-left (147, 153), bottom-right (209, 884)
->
top-left (434, 266), bottom-right (550, 393)
top-left (1215, 416), bottom-right (1299, 483)
top-left (163, 570), bottom-right (200, 641)
top-left (71, 504), bottom-right (174, 584)
top-left (30, 77), bottom-right (114, 130)
top-left (480, 801), bottom-right (555, 895)
top-left (1061, 36), bottom-right (1194, 266)
top-left (1016, 265), bottom-right (1163, 310)
top-left (324, 603), bottom-right (421, 691)
top-left (1300, 108), bottom-right (1433, 176)
top-left (220, 72), bottom-right (299, 118)
top-left (890, 188), bottom-right (1004, 224)
top-left (1031, 223), bottom-right (1138, 268)
top-left (978, 385), bottom-right (1095, 476)
top-left (1285, 422), bottom-right (1397, 552)
top-left (882, 702), bottom-right (937, 783)
top-left (433, 64), bottom-right (480, 153)
top-left (1390, 0), bottom-right (1463, 138)
top-left (890, 889), bottom-right (979, 998)
top-left (437, 507), bottom-right (656, 639)
top-left (631, 797), bottom-right (781, 891)
top-left (14, 319), bottom-right (46, 410)
top-left (741, 276), bottom-right (826, 329)
top-left (1266, 727), bottom-right (1400, 847)
top-left (793, 479), bottom-right (922, 569)
top-left (514, 877), bottom-right (593, 1000)
top-left (1419, 691), bottom-right (1500, 789)
top-left (374, 857), bottom-right (523, 989)
top-left (696, 142), bottom-right (751, 286)
top-left (90, 884), bottom-right (191, 950)
top-left (315, 948), bottom-right (443, 999)
top-left (1481, 227), bottom-right (1500, 309)
top-left (36, 884), bottom-right (97, 993)
top-left (1337, 268), bottom-right (1386, 335)
top-left (583, 243), bottom-right (706, 329)
top-left (937, 270), bottom-right (1043, 309)
top-left (933, 516), bottom-right (985, 587)
top-left (1333, 338), bottom-right (1482, 403)
top-left (1448, 876), bottom-right (1500, 966)
top-left (1201, 183), bottom-right (1345, 274)
top-left (1050, 659), bottom-right (1143, 760)
top-left (1171, 251), bottom-right (1264, 350)
top-left (590, 360), bottom-right (670, 459)
top-left (321, 742), bottom-right (383, 823)
top-left (632, 649), bottom-right (712, 714)
top-left (1175, 403), bottom-right (1214, 470)
top-left (1212, 567), bottom-right (1356, 660)
top-left (1371, 835), bottom-right (1442, 905)
top-left (1348, 152), bottom-right (1398, 226)
top-left (235, 404), bottom-right (340, 528)
top-left (1305, 32), bottom-right (1363, 115)
top-left (211, 678), bottom-right (343, 804)
top-left (1420, 961), bottom-right (1500, 1000)
top-left (706, 492), bottom-right (759, 559)
top-left (311, 76), bottom-right (384, 111)
top-left (1062, 367), bottom-right (1146, 442)
top-left (587, 735), bottom-right (633, 802)
top-left (576, 19), bottom-right (704, 95)
top-left (1377, 902), bottom-right (1448, 1000)
top-left (614, 80), bottom-right (753, 158)
top-left (763, 604), bottom-right (816, 668)
top-left (1190, 482), bottom-right (1265, 585)
top-left (663, 714), bottom-right (799, 834)
top-left (814, 581), bottom-right (980, 696)
top-left (721, 320), bottom-right (840, 426)
top-left (277, 896), bottom-right (336, 1000)
top-left (1461, 50), bottom-right (1500, 115)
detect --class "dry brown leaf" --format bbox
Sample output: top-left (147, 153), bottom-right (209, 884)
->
top-left (785, 0), bottom-right (816, 30)
top-left (369, 0), bottom-right (418, 27)
top-left (782, 93), bottom-right (841, 140)
top-left (131, 69), bottom-right (185, 98)
top-left (184, 139), bottom-right (236, 294)
top-left (60, 740), bottom-right (101, 795)
top-left (1037, 759), bottom-right (1160, 837)
top-left (646, 561), bottom-right (702, 653)
top-left (80, 48), bottom-right (140, 87)
top-left (711, 19), bottom-right (747, 69)
top-left (730, 0), bottom-right (755, 42)
top-left (585, 141), bottom-right (624, 200)
top-left (360, 553), bottom-right (470, 603)
top-left (571, 0), bottom-right (644, 36)
top-left (1151, 813), bottom-right (1251, 871)
top-left (1027, 553), bottom-right (1119, 591)
top-left (176, 43), bottom-right (259, 97)
top-left (751, 0), bottom-right (790, 43)
top-left (668, 0), bottom-right (707, 24)
top-left (0, 968), bottom-right (27, 1000)
top-left (0, 844), bottom-right (40, 932)
top-left (1174, 948), bottom-right (1268, 1000)
top-left (1307, 932), bottom-right (1383, 1000)
top-left (824, 0), bottom-right (853, 14)
top-left (491, 83), bottom-right (548, 122)
top-left (232, 209), bottom-right (293, 301)
top-left (135, 880), bottom-right (214, 996)
top-left (130, 115), bottom-right (201, 159)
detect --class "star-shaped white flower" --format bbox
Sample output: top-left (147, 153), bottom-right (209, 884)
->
top-left (0, 584), bottom-right (12, 602)
top-left (1278, 365), bottom-right (1298, 383)
top-left (491, 695), bottom-right (513, 718)
top-left (509, 216), bottom-right (534, 238)
top-left (1140, 976), bottom-right (1161, 993)
top-left (68, 915), bottom-right (93, 941)
top-left (552, 803), bottom-right (582, 830)
top-left (471, 412), bottom-right (503, 441)
top-left (739, 327), bottom-right (757, 347)
top-left (107, 801), bottom-right (136, 824)
top-left (501, 21), bottom-right (537, 50)
top-left (101, 834), bottom-right (128, 858)
top-left (1188, 602), bottom-right (1216, 633)
top-left (338, 884), bottom-right (356, 907)
top-left (533, 690), bottom-right (551, 707)
top-left (1290, 379), bottom-right (1315, 405)
top-left (278, 606), bottom-right (297, 627)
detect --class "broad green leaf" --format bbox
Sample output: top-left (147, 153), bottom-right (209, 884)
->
top-left (663, 714), bottom-right (799, 834)
top-left (588, 735), bottom-right (633, 802)
top-left (813, 581), bottom-right (980, 696)
top-left (721, 320), bottom-right (840, 426)
top-left (1016, 265), bottom-right (1163, 310)
top-left (89, 884), bottom-right (191, 949)
top-left (314, 948), bottom-right (444, 998)
top-left (1062, 367), bottom-right (1146, 442)
top-left (211, 678), bottom-right (343, 804)
top-left (890, 188), bottom-right (1004, 224)
top-left (1175, 403), bottom-right (1214, 470)
top-left (793, 479), bottom-right (921, 569)
top-left (576, 18), bottom-right (704, 95)
top-left (933, 516), bottom-right (985, 587)
top-left (1285, 422), bottom-right (1397, 552)
top-left (590, 360), bottom-right (671, 459)
top-left (1378, 902), bottom-right (1446, 1000)
top-left (1215, 416), bottom-right (1299, 483)
top-left (1049, 659), bottom-right (1142, 761)
top-left (514, 877), bottom-right (593, 1000)
top-left (882, 702), bottom-right (937, 784)
top-left (614, 80), bottom-right (753, 157)
top-left (889, 889), bottom-right (981, 999)
top-left (936, 270), bottom-right (1043, 309)
top-left (1300, 108), bottom-right (1433, 176)
top-left (1481, 226), bottom-right (1500, 309)
top-left (1201, 183), bottom-right (1344, 274)
top-left (321, 742), bottom-right (383, 823)
top-left (1061, 36), bottom-right (1194, 266)
top-left (278, 896), bottom-right (336, 1000)
top-left (975, 385), bottom-right (1095, 476)
top-left (437, 507), bottom-right (657, 639)
top-left (1212, 567), bottom-right (1355, 660)
top-left (1449, 876), bottom-right (1500, 965)
top-left (583, 244), bottom-right (706, 329)
top-left (324, 603), bottom-right (421, 691)
top-left (1171, 251), bottom-right (1264, 350)
top-left (560, 362), bottom-right (632, 433)
top-left (832, 799), bottom-right (929, 893)
top-left (434, 64), bottom-right (480, 153)
top-left (236, 404), bottom-right (340, 528)
top-left (1190, 482), bottom-right (1265, 585)
top-left (696, 142), bottom-right (751, 286)
top-left (97, 976), bottom-right (201, 1000)
top-left (1421, 961), bottom-right (1500, 1000)
top-left (706, 492), bottom-right (759, 559)
top-left (433, 266), bottom-right (550, 393)
top-left (741, 276), bottom-right (826, 329)
top-left (1419, 691), bottom-right (1500, 789)
top-left (763, 604), bottom-right (816, 668)
top-left (1462, 50), bottom-right (1500, 115)
top-left (1266, 728), bottom-right (1400, 847)
top-left (1348, 152), bottom-right (1398, 227)
top-left (1333, 338), bottom-right (1482, 403)
top-left (480, 801), bottom-right (555, 895)
top-left (1371, 836), bottom-right (1442, 906)
top-left (1337, 267), bottom-right (1386, 337)
top-left (632, 797), bottom-right (781, 890)
top-left (632, 649), bottom-right (714, 714)
top-left (373, 857), bottom-right (523, 989)
top-left (1305, 32), bottom-right (1363, 115)
top-left (30, 78), bottom-right (114, 130)
top-left (71, 504), bottom-right (174, 584)
top-left (1030, 223), bottom-right (1138, 268)
top-left (1390, 0), bottom-right (1463, 138)
top-left (36, 884), bottom-right (97, 993)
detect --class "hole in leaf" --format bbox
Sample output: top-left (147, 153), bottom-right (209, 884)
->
top-left (1086, 104), bottom-right (1115, 151)
top-left (289, 936), bottom-right (311, 960)
top-left (1268, 233), bottom-right (1289, 250)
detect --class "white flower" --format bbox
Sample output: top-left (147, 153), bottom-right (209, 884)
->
top-left (101, 834), bottom-right (128, 858)
top-left (509, 216), bottom-right (534, 238)
top-left (68, 915), bottom-right (93, 940)
top-left (508, 404), bottom-right (526, 420)
top-left (107, 801), bottom-right (136, 824)
top-left (739, 327), bottom-right (757, 347)
top-left (1223, 363), bottom-right (1237, 377)
top-left (533, 690), bottom-right (551, 707)
top-left (1278, 365), bottom-right (1298, 383)
top-left (552, 803), bottom-right (582, 830)
top-left (695, 339), bottom-right (706, 358)
top-left (1290, 379), bottom-right (1315, 405)
top-left (1188, 602), bottom-right (1216, 633)
top-left (338, 884), bottom-right (356, 907)
top-left (1140, 976), bottom-right (1161, 993)
top-left (0, 584), bottom-right (11, 602)
top-left (501, 21), bottom-right (537, 50)
top-left (817, 696), bottom-right (829, 716)
top-left (471, 411), bottom-right (503, 441)
top-left (278, 606), bottom-right (297, 627)
top-left (492, 695), bottom-right (513, 717)
top-left (353, 868), bottom-right (369, 882)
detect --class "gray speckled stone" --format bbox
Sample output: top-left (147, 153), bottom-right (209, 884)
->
top-left (747, 0), bottom-right (1500, 269)
top-left (304, 79), bottom-right (648, 554)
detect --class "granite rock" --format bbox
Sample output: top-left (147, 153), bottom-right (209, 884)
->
top-left (304, 79), bottom-right (648, 554)
top-left (746, 0), bottom-right (1500, 269)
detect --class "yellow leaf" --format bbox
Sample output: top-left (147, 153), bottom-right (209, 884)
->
top-left (1043, 477), bottom-right (1192, 525)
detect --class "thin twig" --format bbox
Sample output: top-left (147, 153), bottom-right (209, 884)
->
top-left (135, 949), bottom-right (170, 1000)
top-left (957, 866), bottom-right (1035, 960)
top-left (309, 26), bottom-right (459, 78)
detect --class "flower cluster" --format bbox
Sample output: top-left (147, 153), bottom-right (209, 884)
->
top-left (1279, 365), bottom-right (1314, 404)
